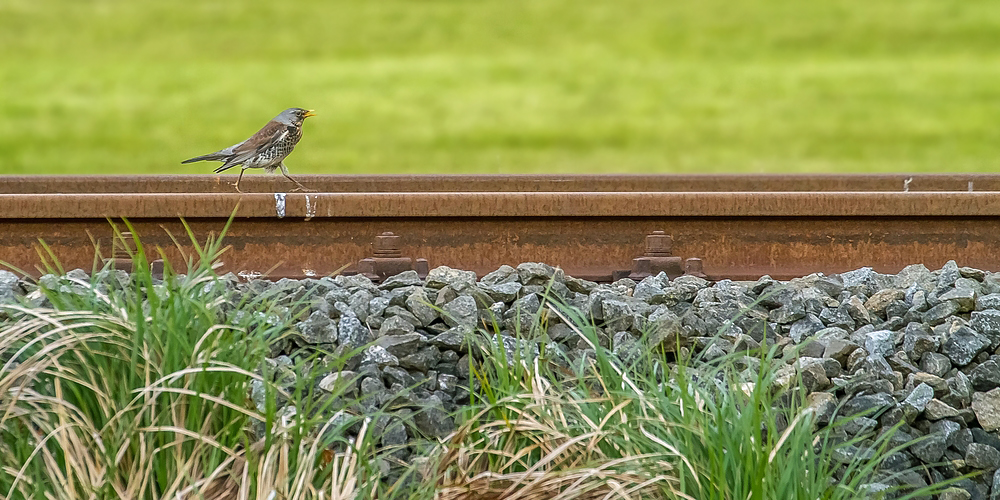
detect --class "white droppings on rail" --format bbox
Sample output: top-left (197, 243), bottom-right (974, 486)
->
top-left (302, 269), bottom-right (316, 277)
top-left (237, 270), bottom-right (263, 280)
top-left (903, 177), bottom-right (912, 192)
top-left (969, 181), bottom-right (974, 192)
top-left (274, 193), bottom-right (286, 218)
top-left (304, 194), bottom-right (317, 221)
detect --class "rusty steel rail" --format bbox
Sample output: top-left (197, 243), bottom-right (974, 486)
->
top-left (0, 174), bottom-right (998, 282)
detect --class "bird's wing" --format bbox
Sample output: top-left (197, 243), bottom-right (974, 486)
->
top-left (211, 121), bottom-right (291, 172)
top-left (232, 120), bottom-right (290, 157)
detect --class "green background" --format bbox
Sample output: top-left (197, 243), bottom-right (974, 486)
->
top-left (1, 0), bottom-right (998, 175)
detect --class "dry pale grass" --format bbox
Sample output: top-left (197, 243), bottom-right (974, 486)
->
top-left (428, 345), bottom-right (686, 500)
top-left (0, 302), bottom-right (372, 500)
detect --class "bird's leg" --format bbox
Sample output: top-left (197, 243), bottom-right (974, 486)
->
top-left (279, 163), bottom-right (315, 192)
top-left (233, 168), bottom-right (247, 193)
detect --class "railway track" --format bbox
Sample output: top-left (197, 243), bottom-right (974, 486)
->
top-left (1, 174), bottom-right (999, 282)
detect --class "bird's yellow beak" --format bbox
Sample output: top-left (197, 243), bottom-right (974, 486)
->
top-left (304, 110), bottom-right (317, 118)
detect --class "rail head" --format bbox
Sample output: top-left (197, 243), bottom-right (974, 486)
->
top-left (1, 191), bottom-right (998, 218)
top-left (0, 173), bottom-right (995, 194)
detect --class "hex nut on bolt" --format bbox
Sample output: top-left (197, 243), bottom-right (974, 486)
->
top-left (627, 231), bottom-right (683, 280)
top-left (357, 232), bottom-right (429, 281)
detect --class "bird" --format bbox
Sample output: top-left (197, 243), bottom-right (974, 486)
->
top-left (182, 107), bottom-right (317, 193)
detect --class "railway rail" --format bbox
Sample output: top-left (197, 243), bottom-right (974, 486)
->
top-left (1, 174), bottom-right (998, 282)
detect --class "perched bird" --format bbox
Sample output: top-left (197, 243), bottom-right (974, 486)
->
top-left (182, 107), bottom-right (317, 192)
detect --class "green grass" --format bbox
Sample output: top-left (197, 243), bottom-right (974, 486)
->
top-left (1, 0), bottom-right (999, 176)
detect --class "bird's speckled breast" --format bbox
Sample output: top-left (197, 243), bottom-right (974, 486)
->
top-left (250, 124), bottom-right (303, 170)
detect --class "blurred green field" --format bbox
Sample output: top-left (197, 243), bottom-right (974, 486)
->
top-left (1, 0), bottom-right (999, 175)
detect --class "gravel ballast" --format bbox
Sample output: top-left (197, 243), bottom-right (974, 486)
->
top-left (6, 260), bottom-right (1000, 498)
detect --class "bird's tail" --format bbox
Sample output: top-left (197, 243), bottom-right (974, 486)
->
top-left (213, 163), bottom-right (239, 173)
top-left (181, 152), bottom-right (226, 164)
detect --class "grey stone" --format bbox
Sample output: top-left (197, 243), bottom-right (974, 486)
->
top-left (902, 383), bottom-right (935, 413)
top-left (823, 339), bottom-right (859, 365)
top-left (564, 276), bottom-right (598, 294)
top-left (842, 392), bottom-right (896, 417)
top-left (516, 262), bottom-right (563, 286)
top-left (505, 293), bottom-right (541, 332)
top-left (547, 322), bottom-right (576, 343)
top-left (971, 310), bottom-right (1000, 349)
top-left (324, 286), bottom-right (352, 307)
top-left (479, 281), bottom-right (522, 303)
top-left (966, 443), bottom-right (1000, 470)
top-left (348, 289), bottom-right (374, 321)
top-left (375, 333), bottom-right (426, 358)
top-left (399, 346), bottom-right (442, 373)
top-left (318, 371), bottom-right (358, 395)
top-left (405, 289), bottom-right (438, 327)
top-left (296, 310), bottom-right (337, 344)
top-left (646, 307), bottom-right (685, 349)
top-left (955, 428), bottom-right (975, 455)
top-left (0, 270), bottom-right (18, 303)
top-left (937, 260), bottom-right (962, 290)
top-left (839, 267), bottom-right (883, 296)
top-left (429, 325), bottom-right (473, 353)
top-left (972, 429), bottom-right (1000, 452)
top-left (895, 263), bottom-right (935, 289)
top-left (602, 299), bottom-right (634, 331)
top-left (942, 326), bottom-right (991, 366)
top-left (495, 334), bottom-right (540, 366)
top-left (806, 392), bottom-right (838, 425)
top-left (632, 275), bottom-right (668, 304)
top-left (379, 315), bottom-right (416, 337)
top-left (920, 352), bottom-right (953, 378)
top-left (903, 322), bottom-right (939, 361)
top-left (933, 419), bottom-right (963, 448)
top-left (334, 274), bottom-right (378, 292)
top-left (480, 265), bottom-right (519, 286)
top-left (857, 483), bottom-right (892, 496)
top-left (436, 373), bottom-right (460, 395)
top-left (379, 271), bottom-right (423, 290)
top-left (337, 315), bottom-right (370, 349)
top-left (976, 294), bottom-right (1000, 311)
top-left (864, 329), bottom-right (894, 358)
top-left (923, 301), bottom-right (961, 326)
top-left (769, 300), bottom-right (806, 324)
top-left (819, 305), bottom-right (856, 330)
top-left (837, 416), bottom-right (877, 436)
top-left (412, 394), bottom-right (455, 439)
top-left (940, 286), bottom-right (978, 313)
top-left (369, 296), bottom-right (389, 317)
top-left (382, 366), bottom-right (414, 388)
top-left (811, 274), bottom-right (846, 298)
top-left (380, 417), bottom-right (408, 450)
top-left (790, 315), bottom-right (827, 343)
top-left (426, 266), bottom-right (477, 291)
top-left (910, 430), bottom-right (949, 463)
top-left (385, 306), bottom-right (422, 327)
top-left (361, 346), bottom-right (399, 368)
top-left (441, 295), bottom-right (479, 329)
top-left (972, 360), bottom-right (1000, 392)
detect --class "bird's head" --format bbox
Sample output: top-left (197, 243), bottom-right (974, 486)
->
top-left (275, 107), bottom-right (317, 126)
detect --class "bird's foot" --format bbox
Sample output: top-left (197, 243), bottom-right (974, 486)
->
top-left (291, 185), bottom-right (317, 192)
top-left (231, 182), bottom-right (244, 193)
